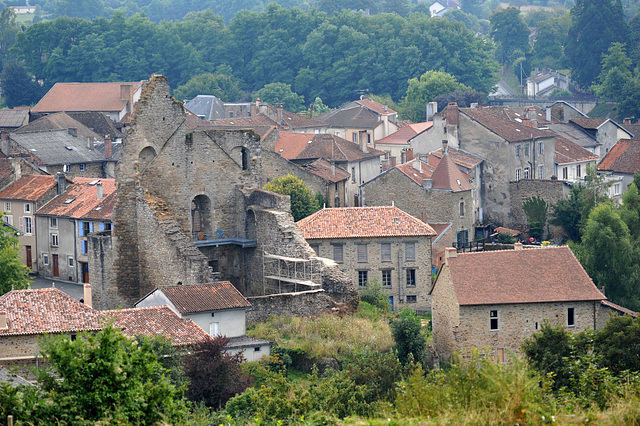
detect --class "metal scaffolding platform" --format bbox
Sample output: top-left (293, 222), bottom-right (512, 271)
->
top-left (262, 244), bottom-right (322, 295)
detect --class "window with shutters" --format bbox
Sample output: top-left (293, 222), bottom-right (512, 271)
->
top-left (357, 244), bottom-right (368, 262)
top-left (381, 243), bottom-right (391, 262)
top-left (405, 243), bottom-right (415, 262)
top-left (333, 244), bottom-right (343, 263)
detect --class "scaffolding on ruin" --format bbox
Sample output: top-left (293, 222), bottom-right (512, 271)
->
top-left (262, 243), bottom-right (322, 295)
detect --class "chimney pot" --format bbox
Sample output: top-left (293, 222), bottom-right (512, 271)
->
top-left (56, 172), bottom-right (66, 195)
top-left (104, 136), bottom-right (112, 159)
top-left (87, 137), bottom-right (93, 149)
top-left (83, 284), bottom-right (92, 308)
top-left (96, 182), bottom-right (103, 200)
top-left (514, 242), bottom-right (524, 250)
top-left (413, 159), bottom-right (422, 172)
top-left (444, 247), bottom-right (457, 263)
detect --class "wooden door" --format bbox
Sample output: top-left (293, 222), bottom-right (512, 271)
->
top-left (25, 245), bottom-right (32, 269)
top-left (81, 262), bottom-right (89, 283)
top-left (53, 254), bottom-right (59, 277)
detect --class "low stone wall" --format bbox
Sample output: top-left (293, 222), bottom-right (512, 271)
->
top-left (509, 179), bottom-right (565, 238)
top-left (246, 290), bottom-right (343, 325)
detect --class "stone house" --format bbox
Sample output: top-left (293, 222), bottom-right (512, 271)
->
top-left (526, 69), bottom-right (572, 97)
top-left (275, 132), bottom-right (384, 206)
top-left (598, 139), bottom-right (640, 198)
top-left (31, 81), bottom-right (145, 122)
top-left (374, 122), bottom-right (432, 170)
top-left (318, 97), bottom-right (399, 146)
top-left (429, 0), bottom-right (460, 17)
top-left (0, 174), bottom-right (64, 273)
top-left (35, 177), bottom-right (116, 283)
top-left (431, 245), bottom-right (607, 362)
top-left (135, 281), bottom-right (271, 359)
top-left (567, 117), bottom-right (632, 158)
top-left (0, 286), bottom-right (212, 371)
top-left (555, 136), bottom-right (600, 182)
top-left (298, 206), bottom-right (436, 312)
top-left (361, 150), bottom-right (476, 246)
top-left (87, 75), bottom-right (355, 318)
top-left (412, 104), bottom-right (557, 228)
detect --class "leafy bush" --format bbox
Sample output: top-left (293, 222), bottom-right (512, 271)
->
top-left (390, 308), bottom-right (426, 365)
top-left (359, 278), bottom-right (390, 314)
top-left (263, 174), bottom-right (320, 221)
top-left (497, 231), bottom-right (516, 244)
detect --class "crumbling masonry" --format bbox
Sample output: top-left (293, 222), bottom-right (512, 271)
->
top-left (89, 75), bottom-right (356, 316)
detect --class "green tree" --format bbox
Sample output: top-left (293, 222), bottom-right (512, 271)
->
top-left (0, 7), bottom-right (19, 69)
top-left (566, 0), bottom-right (628, 88)
top-left (593, 314), bottom-right (640, 375)
top-left (182, 337), bottom-right (252, 409)
top-left (0, 215), bottom-right (31, 295)
top-left (35, 326), bottom-right (189, 424)
top-left (360, 278), bottom-right (390, 314)
top-left (531, 13), bottom-right (570, 69)
top-left (433, 89), bottom-right (485, 112)
top-left (592, 42), bottom-right (633, 100)
top-left (621, 182), bottom-right (640, 241)
top-left (254, 82), bottom-right (305, 113)
top-left (390, 308), bottom-right (426, 365)
top-left (522, 322), bottom-right (576, 390)
top-left (578, 202), bottom-right (640, 309)
top-left (489, 7), bottom-right (530, 65)
top-left (402, 70), bottom-right (470, 122)
top-left (173, 72), bottom-right (245, 102)
top-left (0, 61), bottom-right (42, 108)
top-left (522, 196), bottom-right (548, 240)
top-left (264, 174), bottom-right (320, 221)
top-left (54, 0), bottom-right (106, 18)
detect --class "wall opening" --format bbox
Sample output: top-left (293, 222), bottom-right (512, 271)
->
top-left (245, 210), bottom-right (257, 240)
top-left (191, 194), bottom-right (212, 239)
top-left (241, 148), bottom-right (249, 170)
top-left (138, 146), bottom-right (157, 170)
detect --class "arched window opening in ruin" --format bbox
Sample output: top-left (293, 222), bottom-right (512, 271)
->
top-left (191, 195), bottom-right (213, 239)
top-left (245, 210), bottom-right (257, 240)
top-left (138, 146), bottom-right (157, 170)
top-left (241, 148), bottom-right (249, 170)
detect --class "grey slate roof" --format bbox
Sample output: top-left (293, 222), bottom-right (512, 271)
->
top-left (10, 129), bottom-right (109, 165)
top-left (184, 95), bottom-right (226, 121)
top-left (67, 111), bottom-right (126, 139)
top-left (0, 109), bottom-right (29, 128)
top-left (546, 122), bottom-right (598, 150)
top-left (16, 112), bottom-right (103, 142)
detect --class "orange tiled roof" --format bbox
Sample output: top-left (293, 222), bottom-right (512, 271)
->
top-left (0, 175), bottom-right (57, 201)
top-left (431, 152), bottom-right (474, 192)
top-left (430, 147), bottom-right (483, 169)
top-left (493, 226), bottom-right (520, 236)
top-left (598, 139), bottom-right (640, 174)
top-left (446, 246), bottom-right (605, 305)
top-left (0, 288), bottom-right (103, 336)
top-left (355, 98), bottom-right (397, 116)
top-left (396, 160), bottom-right (436, 185)
top-left (35, 177), bottom-right (116, 220)
top-left (107, 306), bottom-right (213, 346)
top-left (150, 282), bottom-right (252, 314)
top-left (32, 81), bottom-right (143, 113)
top-left (376, 122), bottom-right (432, 145)
top-left (555, 136), bottom-right (600, 165)
top-left (297, 206), bottom-right (437, 239)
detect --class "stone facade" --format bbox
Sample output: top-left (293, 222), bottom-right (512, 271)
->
top-left (90, 75), bottom-right (355, 313)
top-left (509, 179), bottom-right (568, 238)
top-left (308, 235), bottom-right (432, 312)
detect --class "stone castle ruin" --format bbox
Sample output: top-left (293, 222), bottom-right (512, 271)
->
top-left (88, 75), bottom-right (356, 318)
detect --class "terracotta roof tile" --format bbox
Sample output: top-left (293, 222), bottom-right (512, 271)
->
top-left (464, 108), bottom-right (556, 142)
top-left (297, 206), bottom-right (437, 239)
top-left (396, 160), bottom-right (436, 185)
top-left (32, 81), bottom-right (144, 113)
top-left (555, 136), bottom-right (600, 164)
top-left (493, 226), bottom-right (520, 236)
top-left (355, 98), bottom-right (397, 116)
top-left (570, 117), bottom-right (607, 130)
top-left (302, 158), bottom-right (350, 183)
top-left (376, 122), bottom-right (432, 145)
top-left (107, 306), bottom-right (213, 346)
top-left (35, 177), bottom-right (116, 220)
top-left (431, 152), bottom-right (474, 192)
top-left (0, 288), bottom-right (103, 336)
top-left (446, 246), bottom-right (605, 305)
top-left (154, 282), bottom-right (251, 314)
top-left (598, 139), bottom-right (640, 174)
top-left (276, 133), bottom-right (385, 162)
top-left (601, 300), bottom-right (638, 317)
top-left (430, 147), bottom-right (483, 169)
top-left (0, 175), bottom-right (57, 201)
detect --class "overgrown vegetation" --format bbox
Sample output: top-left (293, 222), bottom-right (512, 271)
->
top-left (0, 214), bottom-right (32, 295)
top-left (263, 174), bottom-right (320, 222)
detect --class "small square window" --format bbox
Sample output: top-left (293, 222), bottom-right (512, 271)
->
top-left (490, 310), bottom-right (499, 330)
top-left (358, 270), bottom-right (368, 287)
top-left (68, 256), bottom-right (74, 267)
top-left (79, 163), bottom-right (86, 171)
top-left (4, 202), bottom-right (10, 212)
top-left (43, 254), bottom-right (49, 265)
top-left (24, 203), bottom-right (31, 213)
top-left (254, 347), bottom-right (261, 352)
top-left (381, 243), bottom-right (391, 262)
top-left (406, 295), bottom-right (417, 303)
top-left (406, 269), bottom-right (416, 287)
top-left (382, 269), bottom-right (392, 287)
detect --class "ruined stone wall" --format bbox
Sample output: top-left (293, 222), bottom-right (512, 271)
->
top-left (246, 290), bottom-right (341, 324)
top-left (509, 179), bottom-right (565, 237)
top-left (87, 231), bottom-right (123, 310)
top-left (430, 263), bottom-right (459, 361)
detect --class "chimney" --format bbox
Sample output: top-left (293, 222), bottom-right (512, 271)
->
top-left (0, 311), bottom-right (6, 330)
top-left (104, 135), bottom-right (112, 158)
top-left (514, 242), bottom-right (524, 250)
top-left (10, 158), bottom-right (22, 181)
top-left (359, 138), bottom-right (369, 153)
top-left (87, 137), bottom-right (93, 150)
top-left (545, 108), bottom-right (551, 122)
top-left (405, 148), bottom-right (414, 162)
top-left (422, 178), bottom-right (433, 190)
top-left (442, 140), bottom-right (448, 153)
top-left (96, 182), bottom-right (103, 200)
top-left (331, 162), bottom-right (335, 176)
top-left (1, 131), bottom-right (8, 154)
top-left (426, 102), bottom-right (438, 121)
top-left (120, 84), bottom-right (133, 114)
top-left (413, 159), bottom-right (422, 172)
top-left (277, 103), bottom-right (283, 123)
top-left (83, 284), bottom-right (92, 308)
top-left (444, 247), bottom-right (457, 263)
top-left (522, 118), bottom-right (531, 127)
top-left (624, 118), bottom-right (632, 125)
top-left (309, 101), bottom-right (314, 118)
top-left (56, 172), bottom-right (66, 195)
top-left (68, 127), bottom-right (77, 137)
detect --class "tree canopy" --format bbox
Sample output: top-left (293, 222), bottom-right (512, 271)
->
top-left (263, 174), bottom-right (320, 221)
top-left (0, 216), bottom-right (31, 295)
top-left (489, 7), bottom-right (530, 65)
top-left (402, 70), bottom-right (470, 122)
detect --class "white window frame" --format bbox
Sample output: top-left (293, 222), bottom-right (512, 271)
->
top-left (50, 217), bottom-right (58, 229)
top-left (538, 165), bottom-right (543, 180)
top-left (68, 256), bottom-right (74, 267)
top-left (3, 215), bottom-right (12, 226)
top-left (406, 268), bottom-right (416, 287)
top-left (51, 233), bottom-right (59, 247)
top-left (23, 216), bottom-right (32, 234)
top-left (614, 183), bottom-right (621, 195)
top-left (381, 269), bottom-right (392, 287)
top-left (515, 144), bottom-right (520, 158)
top-left (490, 310), bottom-right (499, 330)
top-left (63, 164), bottom-right (70, 173)
top-left (562, 167), bottom-right (568, 180)
top-left (24, 203), bottom-right (31, 213)
top-left (516, 168), bottom-right (521, 181)
top-left (524, 167), bottom-right (530, 179)
top-left (4, 202), bottom-right (10, 212)
top-left (79, 163), bottom-right (86, 172)
top-left (538, 141), bottom-right (543, 155)
top-left (43, 253), bottom-right (49, 265)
